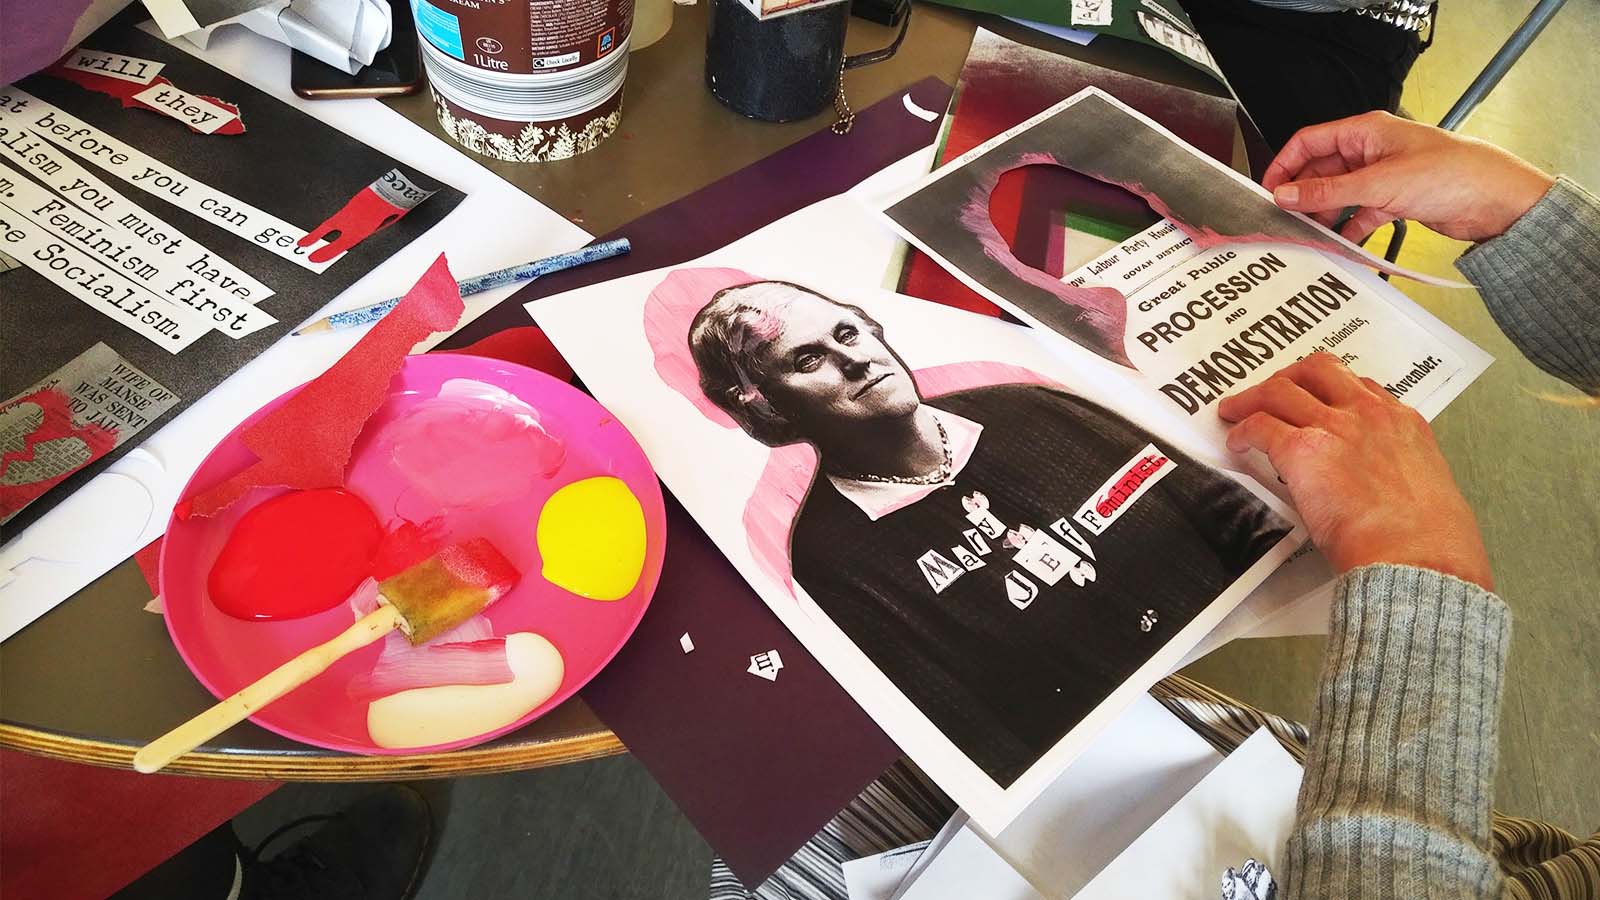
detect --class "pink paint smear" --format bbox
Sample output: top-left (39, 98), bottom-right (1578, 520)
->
top-left (377, 378), bottom-right (565, 510)
top-left (345, 578), bottom-right (511, 700)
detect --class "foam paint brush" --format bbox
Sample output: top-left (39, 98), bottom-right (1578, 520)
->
top-left (134, 538), bottom-right (520, 773)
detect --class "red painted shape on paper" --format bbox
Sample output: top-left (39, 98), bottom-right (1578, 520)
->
top-left (207, 488), bottom-right (383, 621)
top-left (0, 388), bottom-right (118, 522)
top-left (44, 64), bottom-right (245, 135)
top-left (183, 254), bottom-right (465, 517)
top-left (298, 186), bottom-right (414, 264)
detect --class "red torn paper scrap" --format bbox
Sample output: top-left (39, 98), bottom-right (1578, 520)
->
top-left (133, 537), bottom-right (163, 595)
top-left (44, 63), bottom-right (245, 135)
top-left (183, 255), bottom-right (465, 517)
top-left (0, 388), bottom-right (118, 524)
top-left (299, 169), bottom-right (438, 263)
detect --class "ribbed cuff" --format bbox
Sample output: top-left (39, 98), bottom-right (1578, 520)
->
top-left (1457, 176), bottom-right (1600, 395)
top-left (1283, 564), bottom-right (1510, 897)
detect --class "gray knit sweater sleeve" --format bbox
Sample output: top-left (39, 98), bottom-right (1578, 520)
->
top-left (1282, 565), bottom-right (1511, 898)
top-left (1455, 176), bottom-right (1600, 395)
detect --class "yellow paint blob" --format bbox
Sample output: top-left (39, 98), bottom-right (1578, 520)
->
top-left (537, 476), bottom-right (647, 601)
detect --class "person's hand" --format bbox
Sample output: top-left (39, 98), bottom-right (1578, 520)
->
top-left (1263, 111), bottom-right (1556, 244)
top-left (1218, 352), bottom-right (1494, 590)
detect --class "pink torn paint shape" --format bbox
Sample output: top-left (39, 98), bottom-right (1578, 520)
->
top-left (959, 152), bottom-right (1132, 367)
top-left (641, 267), bottom-right (1065, 599)
top-left (644, 266), bottom-right (760, 429)
top-left (377, 380), bottom-right (565, 512)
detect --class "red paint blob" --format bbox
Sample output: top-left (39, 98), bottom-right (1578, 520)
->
top-left (208, 488), bottom-right (382, 621)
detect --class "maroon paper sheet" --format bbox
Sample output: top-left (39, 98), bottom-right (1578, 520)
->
top-left (437, 79), bottom-right (952, 885)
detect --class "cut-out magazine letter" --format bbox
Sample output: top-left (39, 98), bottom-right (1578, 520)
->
top-left (529, 190), bottom-right (1311, 830)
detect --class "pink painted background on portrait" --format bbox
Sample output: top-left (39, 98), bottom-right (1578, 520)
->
top-left (643, 268), bottom-right (1060, 598)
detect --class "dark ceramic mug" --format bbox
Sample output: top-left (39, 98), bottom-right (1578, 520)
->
top-left (705, 0), bottom-right (911, 123)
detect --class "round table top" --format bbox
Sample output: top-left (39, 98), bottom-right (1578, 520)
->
top-left (0, 7), bottom-right (1248, 780)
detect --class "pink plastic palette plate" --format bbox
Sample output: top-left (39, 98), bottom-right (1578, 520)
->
top-left (160, 354), bottom-right (666, 755)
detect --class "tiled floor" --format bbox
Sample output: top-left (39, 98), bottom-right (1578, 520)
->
top-left (234, 4), bottom-right (1600, 898)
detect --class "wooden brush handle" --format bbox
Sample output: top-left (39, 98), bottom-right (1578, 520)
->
top-left (134, 605), bottom-right (402, 774)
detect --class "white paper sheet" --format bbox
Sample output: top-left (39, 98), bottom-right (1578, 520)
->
top-left (896, 726), bottom-right (1299, 900)
top-left (0, 22), bottom-right (589, 643)
top-left (1072, 729), bottom-right (1302, 899)
top-left (896, 696), bottom-right (1221, 900)
top-left (843, 840), bottom-right (932, 900)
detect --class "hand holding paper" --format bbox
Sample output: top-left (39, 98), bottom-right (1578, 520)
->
top-left (1264, 112), bottom-right (1558, 244)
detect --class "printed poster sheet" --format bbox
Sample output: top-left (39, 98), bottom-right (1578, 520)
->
top-left (879, 86), bottom-right (1489, 499)
top-left (532, 193), bottom-right (1307, 830)
top-left (0, 16), bottom-right (464, 534)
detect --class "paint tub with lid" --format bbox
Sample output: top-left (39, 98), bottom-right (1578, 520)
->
top-left (411, 0), bottom-right (635, 162)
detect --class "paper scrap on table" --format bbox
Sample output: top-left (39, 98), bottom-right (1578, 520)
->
top-left (747, 649), bottom-right (783, 681)
top-left (142, 0), bottom-right (283, 35)
top-left (154, 0), bottom-right (394, 76)
top-left (843, 840), bottom-right (931, 900)
top-left (1002, 18), bottom-right (1097, 45)
top-left (182, 254), bottom-right (465, 517)
top-left (680, 633), bottom-right (695, 653)
top-left (1, 344), bottom-right (180, 525)
top-left (1070, 0), bottom-right (1113, 27)
top-left (46, 56), bottom-right (245, 135)
top-left (60, 48), bottom-right (166, 85)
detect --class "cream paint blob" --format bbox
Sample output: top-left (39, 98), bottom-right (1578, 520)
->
top-left (380, 379), bottom-right (565, 509)
top-left (536, 476), bottom-right (647, 602)
top-left (365, 632), bottom-right (565, 749)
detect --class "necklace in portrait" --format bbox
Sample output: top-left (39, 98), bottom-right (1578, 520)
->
top-left (838, 419), bottom-right (953, 486)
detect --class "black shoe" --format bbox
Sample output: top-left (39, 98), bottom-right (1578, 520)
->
top-left (241, 785), bottom-right (433, 900)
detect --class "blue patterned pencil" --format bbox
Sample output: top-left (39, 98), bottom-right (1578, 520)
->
top-left (293, 238), bottom-right (632, 335)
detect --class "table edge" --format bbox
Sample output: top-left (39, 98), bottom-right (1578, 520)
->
top-left (0, 722), bottom-right (628, 780)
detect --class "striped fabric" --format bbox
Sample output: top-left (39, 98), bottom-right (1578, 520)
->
top-left (710, 674), bottom-right (1599, 900)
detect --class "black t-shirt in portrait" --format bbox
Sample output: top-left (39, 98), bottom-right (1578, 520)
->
top-left (789, 384), bottom-right (1291, 786)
